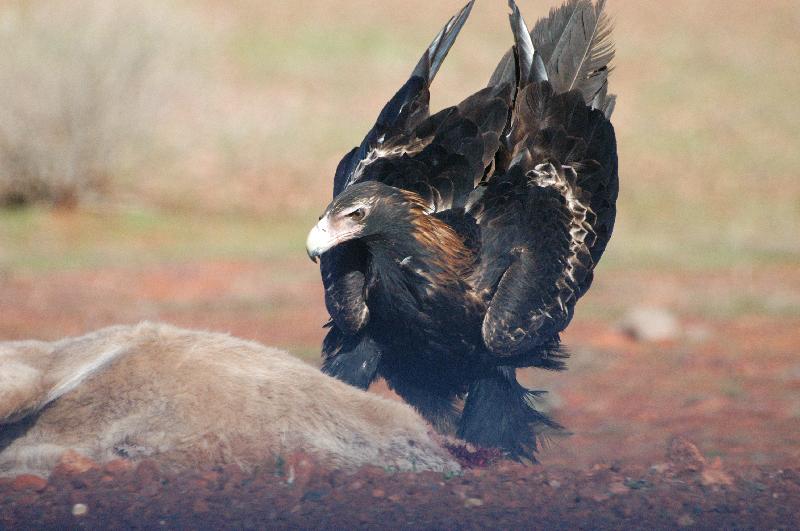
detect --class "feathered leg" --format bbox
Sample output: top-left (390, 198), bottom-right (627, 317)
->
top-left (321, 328), bottom-right (381, 390)
top-left (457, 366), bottom-right (560, 460)
top-left (382, 374), bottom-right (460, 435)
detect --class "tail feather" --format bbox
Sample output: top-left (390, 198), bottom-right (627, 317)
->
top-left (532, 0), bottom-right (615, 110)
top-left (411, 0), bottom-right (475, 85)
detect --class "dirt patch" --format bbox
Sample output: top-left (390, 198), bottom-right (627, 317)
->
top-left (2, 261), bottom-right (799, 471)
top-left (0, 260), bottom-right (329, 348)
top-left (1, 261), bottom-right (799, 527)
top-left (1, 440), bottom-right (797, 529)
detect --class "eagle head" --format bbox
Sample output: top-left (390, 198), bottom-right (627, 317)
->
top-left (306, 181), bottom-right (430, 262)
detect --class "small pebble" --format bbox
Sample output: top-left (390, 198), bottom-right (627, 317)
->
top-left (464, 498), bottom-right (484, 508)
top-left (72, 503), bottom-right (88, 517)
top-left (12, 474), bottom-right (47, 492)
top-left (609, 482), bottom-right (629, 495)
top-left (618, 306), bottom-right (680, 342)
top-left (58, 450), bottom-right (98, 475)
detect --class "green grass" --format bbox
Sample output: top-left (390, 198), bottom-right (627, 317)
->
top-left (601, 227), bottom-right (800, 272)
top-left (1, 202), bottom-right (796, 277)
top-left (0, 206), bottom-right (312, 273)
top-left (229, 24), bottom-right (411, 81)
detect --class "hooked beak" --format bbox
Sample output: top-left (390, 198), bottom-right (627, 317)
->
top-left (306, 214), bottom-right (364, 262)
top-left (305, 216), bottom-right (335, 263)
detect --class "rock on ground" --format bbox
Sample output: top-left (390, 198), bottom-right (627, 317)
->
top-left (618, 306), bottom-right (681, 342)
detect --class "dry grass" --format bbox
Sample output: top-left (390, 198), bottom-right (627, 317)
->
top-left (182, 0), bottom-right (800, 266)
top-left (0, 0), bottom-right (798, 284)
top-left (0, 0), bottom-right (199, 206)
top-left (2, 1), bottom-right (797, 262)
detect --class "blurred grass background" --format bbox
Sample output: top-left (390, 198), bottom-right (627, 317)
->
top-left (0, 0), bottom-right (798, 467)
top-left (0, 0), bottom-right (798, 343)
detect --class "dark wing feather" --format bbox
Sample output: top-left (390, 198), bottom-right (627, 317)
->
top-left (323, 1), bottom-right (486, 338)
top-left (489, 0), bottom-right (548, 88)
top-left (331, 1), bottom-right (513, 212)
top-left (357, 84), bottom-right (512, 211)
top-left (319, 241), bottom-right (370, 335)
top-left (469, 0), bottom-right (617, 357)
top-left (490, 0), bottom-right (615, 118)
top-left (473, 82), bottom-right (617, 356)
top-left (332, 147), bottom-right (358, 199)
top-left (334, 1), bottom-right (475, 197)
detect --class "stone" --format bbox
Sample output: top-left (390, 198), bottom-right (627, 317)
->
top-left (666, 437), bottom-right (706, 473)
top-left (103, 459), bottom-right (134, 475)
top-left (618, 307), bottom-right (680, 342)
top-left (12, 474), bottom-right (47, 492)
top-left (463, 498), bottom-right (484, 508)
top-left (56, 450), bottom-right (99, 475)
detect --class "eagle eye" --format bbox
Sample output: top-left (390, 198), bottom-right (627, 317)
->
top-left (347, 207), bottom-right (366, 221)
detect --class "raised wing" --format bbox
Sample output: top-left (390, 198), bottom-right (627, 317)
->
top-left (334, 1), bottom-right (512, 213)
top-left (322, 1), bottom-right (508, 339)
top-left (356, 85), bottom-right (511, 212)
top-left (490, 0), bottom-right (615, 118)
top-left (472, 0), bottom-right (618, 357)
top-left (333, 0), bottom-right (475, 198)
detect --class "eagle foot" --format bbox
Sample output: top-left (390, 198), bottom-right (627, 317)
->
top-left (457, 367), bottom-right (562, 461)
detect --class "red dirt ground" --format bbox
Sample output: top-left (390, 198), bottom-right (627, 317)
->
top-left (1, 261), bottom-right (798, 528)
top-left (0, 439), bottom-right (798, 529)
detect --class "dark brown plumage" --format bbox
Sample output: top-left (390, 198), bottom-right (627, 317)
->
top-left (306, 0), bottom-right (618, 458)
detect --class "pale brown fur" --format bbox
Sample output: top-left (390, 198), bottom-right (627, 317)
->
top-left (0, 323), bottom-right (458, 477)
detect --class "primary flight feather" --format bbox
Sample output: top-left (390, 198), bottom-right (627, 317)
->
top-left (307, 0), bottom-right (618, 458)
